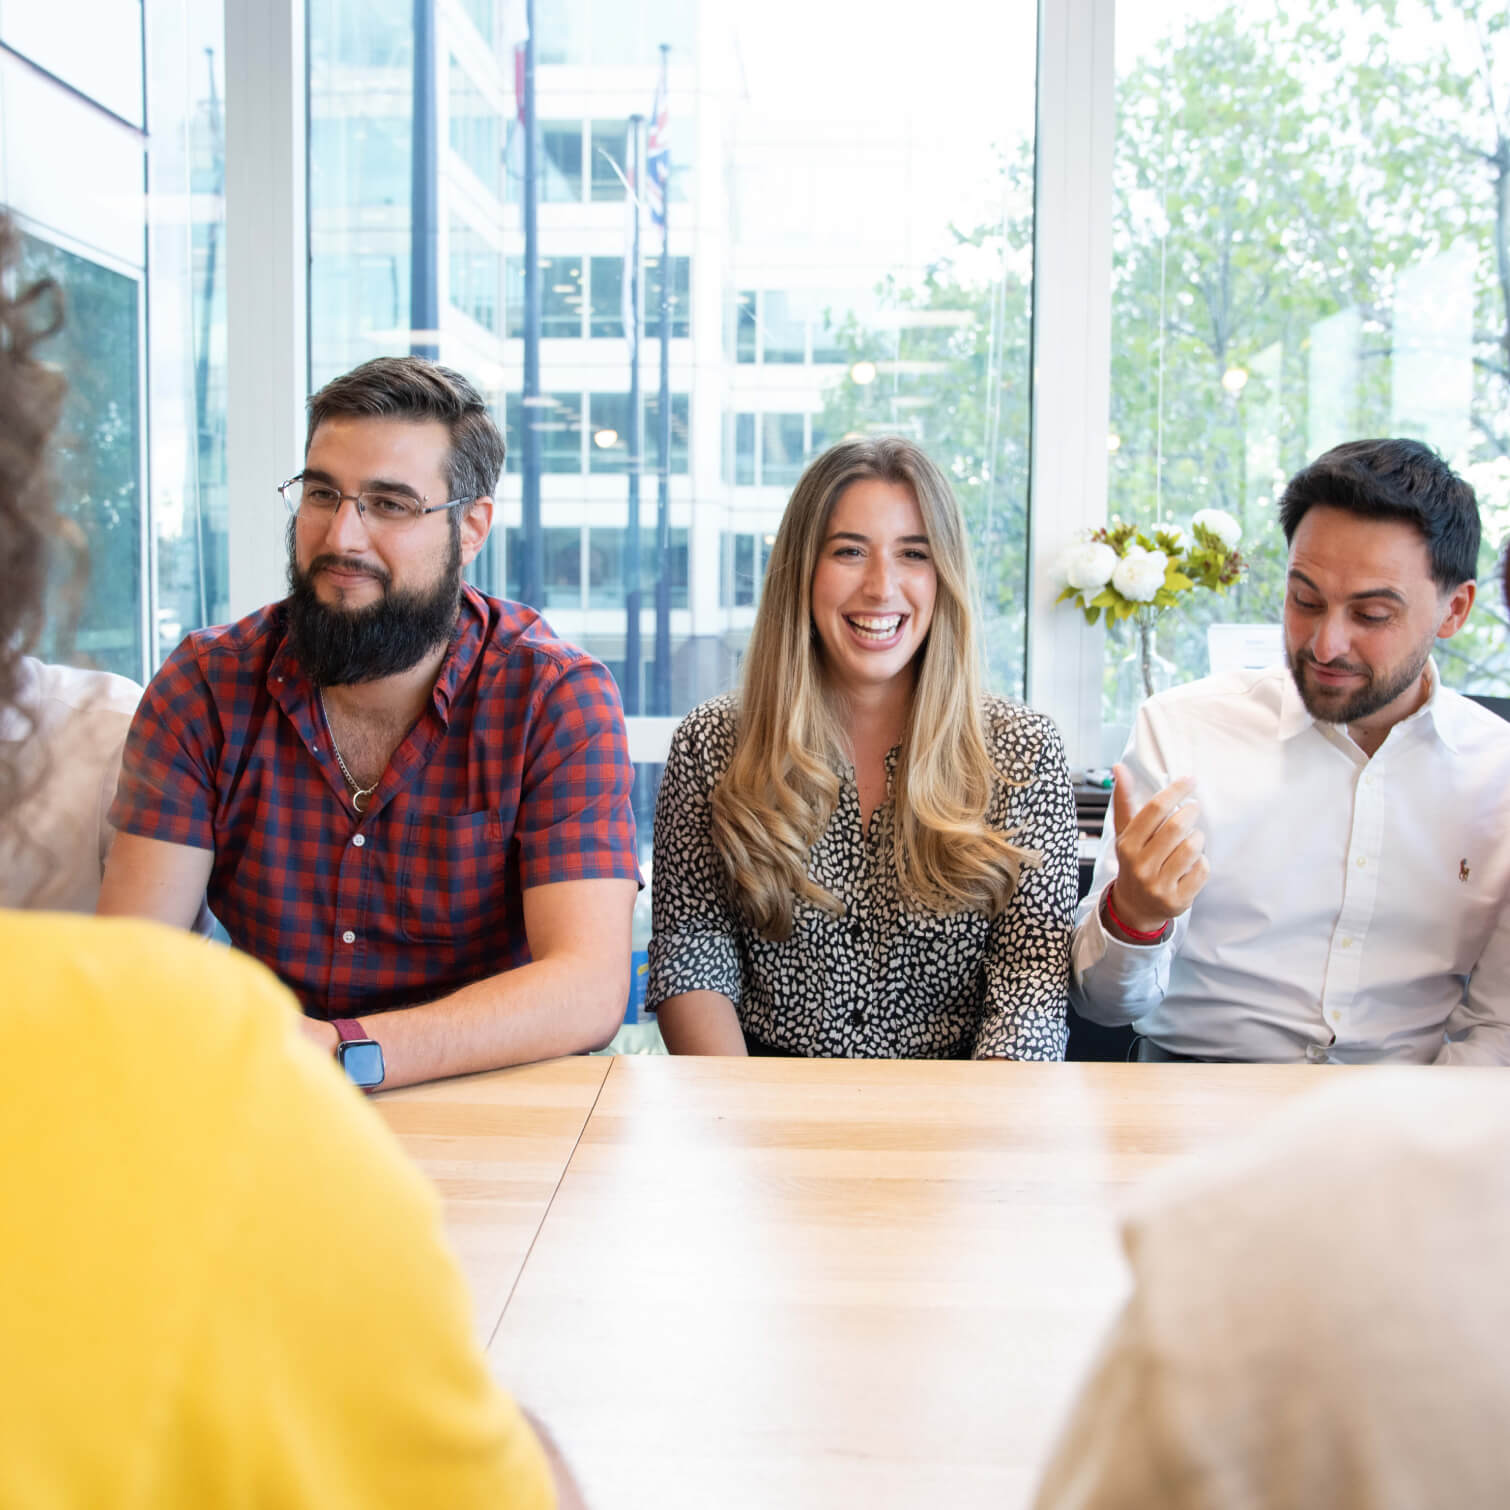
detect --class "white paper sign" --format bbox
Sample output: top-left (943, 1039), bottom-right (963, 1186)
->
top-left (1207, 623), bottom-right (1284, 675)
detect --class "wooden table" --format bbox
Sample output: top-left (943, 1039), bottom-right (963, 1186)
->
top-left (380, 1056), bottom-right (1369, 1507)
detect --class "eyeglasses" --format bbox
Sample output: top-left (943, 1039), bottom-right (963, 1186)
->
top-left (279, 475), bottom-right (476, 532)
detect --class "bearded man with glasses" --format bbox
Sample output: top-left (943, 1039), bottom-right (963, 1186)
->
top-left (100, 357), bottom-right (639, 1090)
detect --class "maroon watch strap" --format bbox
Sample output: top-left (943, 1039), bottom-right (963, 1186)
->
top-left (332, 1017), bottom-right (368, 1044)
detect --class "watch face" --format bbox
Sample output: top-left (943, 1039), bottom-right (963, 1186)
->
top-left (338, 1039), bottom-right (385, 1088)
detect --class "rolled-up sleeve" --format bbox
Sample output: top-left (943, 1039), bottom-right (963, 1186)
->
top-left (515, 655), bottom-right (641, 888)
top-left (973, 711), bottom-right (1074, 1060)
top-left (646, 707), bottom-right (744, 1010)
top-left (109, 640), bottom-right (220, 851)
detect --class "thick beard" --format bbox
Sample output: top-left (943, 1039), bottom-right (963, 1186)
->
top-left (1286, 638), bottom-right (1432, 727)
top-left (285, 521), bottom-right (463, 686)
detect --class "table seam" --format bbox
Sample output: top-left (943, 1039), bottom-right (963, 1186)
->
top-left (486, 1055), bottom-right (616, 1353)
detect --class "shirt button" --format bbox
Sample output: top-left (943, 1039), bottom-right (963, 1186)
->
top-left (341, 930), bottom-right (356, 944)
top-left (1355, 856), bottom-right (1366, 868)
top-left (1339, 937), bottom-right (1353, 949)
top-left (849, 1008), bottom-right (866, 1027)
top-left (1306, 1044), bottom-right (1329, 1063)
top-left (352, 834), bottom-right (366, 848)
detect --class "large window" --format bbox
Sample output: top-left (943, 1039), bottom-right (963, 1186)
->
top-left (720, 531), bottom-right (772, 607)
top-left (20, 0), bottom-right (1507, 917)
top-left (9, 0), bottom-right (229, 684)
top-left (1105, 1), bottom-right (1510, 743)
top-left (22, 238), bottom-right (144, 680)
top-left (449, 218), bottom-right (500, 332)
top-left (761, 413), bottom-right (806, 488)
top-left (732, 412), bottom-right (755, 484)
top-left (589, 119), bottom-right (629, 201)
top-left (760, 292), bottom-right (805, 365)
top-left (449, 56), bottom-right (501, 190)
top-left (727, 412), bottom-right (827, 489)
top-left (733, 289), bottom-right (756, 362)
top-left (584, 255), bottom-right (690, 340)
top-left (589, 257), bottom-right (623, 338)
top-left (535, 0), bottom-right (696, 67)
top-left (307, 0), bottom-right (1053, 879)
top-left (587, 392), bottom-right (689, 475)
top-left (643, 255), bottom-right (690, 340)
top-left (504, 393), bottom-right (584, 473)
top-left (542, 123), bottom-right (584, 202)
top-left (505, 526), bottom-right (581, 608)
top-left (541, 256), bottom-right (585, 338)
top-left (588, 527), bottom-right (689, 609)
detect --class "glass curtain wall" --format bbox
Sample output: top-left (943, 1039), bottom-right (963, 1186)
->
top-left (3, 0), bottom-right (228, 684)
top-left (1103, 0), bottom-right (1510, 749)
top-left (304, 0), bottom-right (1041, 883)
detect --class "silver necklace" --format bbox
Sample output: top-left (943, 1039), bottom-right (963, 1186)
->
top-left (318, 688), bottom-right (378, 813)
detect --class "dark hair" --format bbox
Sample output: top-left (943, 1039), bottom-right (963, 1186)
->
top-left (0, 215), bottom-right (67, 827)
top-left (1277, 438), bottom-right (1480, 590)
top-left (305, 356), bottom-right (505, 503)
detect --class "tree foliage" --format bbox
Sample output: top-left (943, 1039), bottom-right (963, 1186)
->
top-left (821, 0), bottom-right (1510, 721)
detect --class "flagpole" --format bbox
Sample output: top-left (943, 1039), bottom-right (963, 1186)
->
top-left (519, 0), bottom-right (543, 608)
top-left (194, 44), bottom-right (221, 628)
top-left (623, 113), bottom-right (644, 718)
top-left (652, 42), bottom-right (672, 717)
top-left (409, 0), bottom-right (439, 363)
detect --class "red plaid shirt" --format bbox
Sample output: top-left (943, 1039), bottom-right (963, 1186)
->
top-left (111, 586), bottom-right (639, 1018)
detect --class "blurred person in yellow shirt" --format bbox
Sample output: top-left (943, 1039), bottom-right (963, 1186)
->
top-left (0, 218), bottom-right (581, 1508)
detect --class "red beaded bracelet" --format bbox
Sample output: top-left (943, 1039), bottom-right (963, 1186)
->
top-left (1104, 884), bottom-right (1170, 943)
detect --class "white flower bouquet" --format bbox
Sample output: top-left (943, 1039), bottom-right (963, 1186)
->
top-left (1058, 511), bottom-right (1247, 696)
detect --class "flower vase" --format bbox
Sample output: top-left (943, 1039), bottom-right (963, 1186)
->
top-left (1119, 609), bottom-right (1176, 705)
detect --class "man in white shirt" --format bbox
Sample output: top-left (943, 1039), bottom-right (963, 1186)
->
top-left (1072, 438), bottom-right (1510, 1064)
top-left (0, 656), bottom-right (141, 910)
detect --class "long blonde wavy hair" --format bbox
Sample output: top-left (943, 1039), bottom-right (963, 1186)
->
top-left (710, 436), bottom-right (1034, 940)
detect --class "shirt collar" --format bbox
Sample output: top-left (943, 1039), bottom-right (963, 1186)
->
top-left (431, 586), bottom-right (487, 720)
top-left (1275, 667), bottom-right (1313, 743)
top-left (1416, 660), bottom-right (1469, 753)
top-left (1276, 657), bottom-right (1458, 751)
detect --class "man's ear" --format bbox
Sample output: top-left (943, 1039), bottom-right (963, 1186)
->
top-left (458, 495), bottom-right (494, 566)
top-left (1436, 577), bottom-right (1476, 640)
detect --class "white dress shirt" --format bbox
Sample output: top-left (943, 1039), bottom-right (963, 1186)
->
top-left (0, 657), bottom-right (141, 911)
top-left (1071, 663), bottom-right (1510, 1064)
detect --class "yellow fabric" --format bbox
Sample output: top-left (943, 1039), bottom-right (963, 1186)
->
top-left (0, 911), bottom-right (554, 1510)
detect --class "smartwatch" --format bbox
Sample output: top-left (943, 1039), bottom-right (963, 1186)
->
top-left (332, 1017), bottom-right (385, 1091)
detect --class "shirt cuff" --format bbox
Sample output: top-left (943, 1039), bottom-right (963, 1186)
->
top-left (646, 933), bottom-right (743, 1012)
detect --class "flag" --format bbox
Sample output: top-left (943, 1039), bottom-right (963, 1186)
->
top-left (500, 0), bottom-right (529, 123)
top-left (501, 0), bottom-right (529, 189)
top-left (645, 52), bottom-right (670, 231)
top-left (621, 121), bottom-right (639, 347)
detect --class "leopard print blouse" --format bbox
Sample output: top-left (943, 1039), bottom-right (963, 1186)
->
top-left (646, 694), bottom-right (1074, 1058)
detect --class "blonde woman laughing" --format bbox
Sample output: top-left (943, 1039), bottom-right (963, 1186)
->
top-left (648, 437), bottom-right (1075, 1059)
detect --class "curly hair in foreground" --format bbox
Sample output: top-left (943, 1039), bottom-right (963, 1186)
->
top-left (0, 216), bottom-right (67, 828)
top-left (710, 436), bottom-right (1035, 940)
